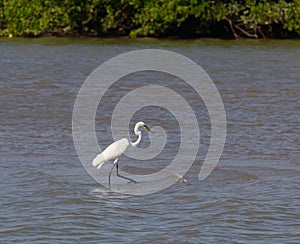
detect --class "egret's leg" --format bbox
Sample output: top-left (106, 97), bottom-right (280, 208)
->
top-left (116, 162), bottom-right (137, 183)
top-left (108, 158), bottom-right (118, 189)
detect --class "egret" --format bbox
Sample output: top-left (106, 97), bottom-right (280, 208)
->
top-left (92, 121), bottom-right (151, 189)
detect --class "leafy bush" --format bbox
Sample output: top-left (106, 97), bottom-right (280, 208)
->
top-left (1, 0), bottom-right (300, 38)
top-left (3, 0), bottom-right (69, 36)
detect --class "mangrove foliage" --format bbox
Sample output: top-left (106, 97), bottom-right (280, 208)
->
top-left (1, 0), bottom-right (300, 38)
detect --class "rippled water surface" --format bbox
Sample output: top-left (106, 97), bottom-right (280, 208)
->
top-left (1, 38), bottom-right (299, 243)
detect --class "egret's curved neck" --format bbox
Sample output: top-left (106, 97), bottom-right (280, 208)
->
top-left (131, 132), bottom-right (142, 147)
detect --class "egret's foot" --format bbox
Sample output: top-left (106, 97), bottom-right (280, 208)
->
top-left (117, 173), bottom-right (137, 184)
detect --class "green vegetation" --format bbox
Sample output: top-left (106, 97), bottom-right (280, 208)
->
top-left (1, 0), bottom-right (300, 38)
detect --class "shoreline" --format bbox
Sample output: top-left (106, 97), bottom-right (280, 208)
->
top-left (2, 34), bottom-right (300, 40)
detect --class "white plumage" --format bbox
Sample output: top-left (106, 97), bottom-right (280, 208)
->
top-left (92, 121), bottom-right (151, 188)
top-left (92, 138), bottom-right (129, 169)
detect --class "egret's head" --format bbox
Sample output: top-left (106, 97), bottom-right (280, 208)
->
top-left (134, 121), bottom-right (152, 135)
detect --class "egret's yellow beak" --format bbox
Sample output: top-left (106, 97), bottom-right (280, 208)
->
top-left (144, 125), bottom-right (151, 132)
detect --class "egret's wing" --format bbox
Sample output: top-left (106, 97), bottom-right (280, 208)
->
top-left (96, 161), bottom-right (106, 169)
top-left (102, 138), bottom-right (129, 160)
top-left (92, 154), bottom-right (106, 169)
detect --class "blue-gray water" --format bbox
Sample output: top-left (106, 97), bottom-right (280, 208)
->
top-left (1, 38), bottom-right (299, 243)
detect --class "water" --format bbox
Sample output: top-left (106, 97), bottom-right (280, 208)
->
top-left (1, 38), bottom-right (299, 243)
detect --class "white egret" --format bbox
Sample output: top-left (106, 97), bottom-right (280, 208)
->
top-left (92, 121), bottom-right (151, 189)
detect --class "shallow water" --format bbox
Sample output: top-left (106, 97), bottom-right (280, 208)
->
top-left (1, 38), bottom-right (299, 243)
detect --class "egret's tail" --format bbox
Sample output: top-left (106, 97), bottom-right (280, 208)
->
top-left (92, 154), bottom-right (106, 169)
